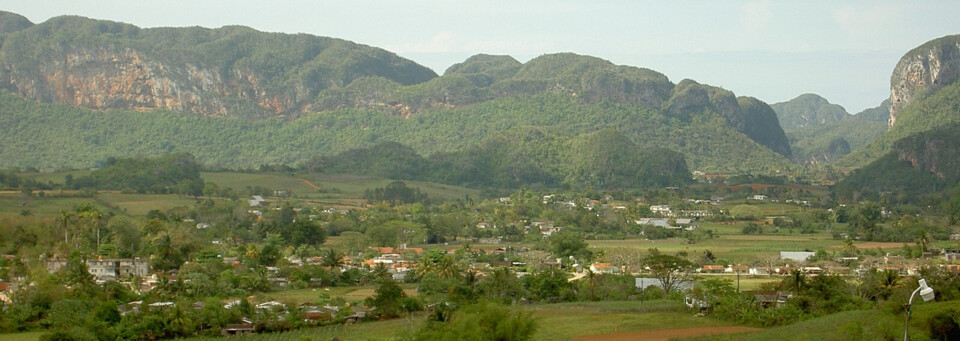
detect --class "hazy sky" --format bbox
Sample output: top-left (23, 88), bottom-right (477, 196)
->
top-left (3, 1), bottom-right (960, 113)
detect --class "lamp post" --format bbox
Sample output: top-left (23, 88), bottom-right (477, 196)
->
top-left (904, 278), bottom-right (935, 341)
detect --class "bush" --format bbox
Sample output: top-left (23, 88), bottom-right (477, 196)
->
top-left (411, 301), bottom-right (537, 341)
top-left (927, 310), bottom-right (960, 341)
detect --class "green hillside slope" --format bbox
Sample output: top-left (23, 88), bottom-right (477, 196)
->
top-left (771, 93), bottom-right (849, 130)
top-left (839, 81), bottom-right (960, 168)
top-left (0, 11), bottom-right (794, 174)
top-left (0, 91), bottom-right (791, 173)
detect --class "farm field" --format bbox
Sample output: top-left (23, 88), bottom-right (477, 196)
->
top-left (251, 284), bottom-right (420, 306)
top-left (587, 224), bottom-right (905, 263)
top-left (183, 300), bottom-right (745, 341)
top-left (4, 171), bottom-right (481, 220)
top-left (0, 331), bottom-right (45, 341)
top-left (688, 300), bottom-right (960, 341)
top-left (201, 171), bottom-right (481, 207)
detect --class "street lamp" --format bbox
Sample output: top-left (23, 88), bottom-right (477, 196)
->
top-left (904, 278), bottom-right (935, 341)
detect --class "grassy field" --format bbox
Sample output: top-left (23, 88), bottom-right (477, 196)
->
top-left (251, 284), bottom-right (420, 306)
top-left (0, 192), bottom-right (214, 218)
top-left (588, 234), bottom-right (835, 263)
top-left (202, 171), bottom-right (481, 206)
top-left (587, 227), bottom-right (904, 263)
top-left (527, 300), bottom-right (735, 340)
top-left (0, 331), bottom-right (45, 341)
top-left (688, 300), bottom-right (960, 341)
top-left (3, 171), bottom-right (481, 220)
top-left (181, 299), bottom-right (725, 341)
top-left (0, 194), bottom-right (115, 217)
top-left (94, 193), bottom-right (211, 216)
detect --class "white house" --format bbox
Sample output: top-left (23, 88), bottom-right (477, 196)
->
top-left (752, 195), bottom-right (768, 201)
top-left (248, 196), bottom-right (267, 207)
top-left (635, 218), bottom-right (677, 229)
top-left (780, 251), bottom-right (816, 262)
top-left (635, 277), bottom-right (694, 291)
top-left (650, 205), bottom-right (672, 215)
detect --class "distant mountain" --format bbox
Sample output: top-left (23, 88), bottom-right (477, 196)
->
top-left (839, 34), bottom-right (960, 168)
top-left (851, 99), bottom-right (890, 122)
top-left (770, 96), bottom-right (887, 165)
top-left (771, 94), bottom-right (849, 130)
top-left (834, 123), bottom-right (960, 200)
top-left (833, 34), bottom-right (960, 200)
top-left (889, 34), bottom-right (960, 127)
top-left (0, 12), bottom-right (437, 118)
top-left (786, 119), bottom-right (887, 165)
top-left (0, 11), bottom-right (793, 174)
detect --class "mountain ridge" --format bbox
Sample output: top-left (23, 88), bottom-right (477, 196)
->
top-left (0, 11), bottom-right (795, 173)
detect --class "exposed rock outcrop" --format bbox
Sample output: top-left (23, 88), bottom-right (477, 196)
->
top-left (889, 34), bottom-right (960, 127)
top-left (0, 15), bottom-right (437, 118)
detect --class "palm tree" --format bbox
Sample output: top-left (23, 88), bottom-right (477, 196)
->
top-left (59, 210), bottom-right (74, 245)
top-left (371, 263), bottom-right (391, 283)
top-left (916, 229), bottom-right (930, 253)
top-left (786, 268), bottom-right (807, 294)
top-left (434, 256), bottom-right (461, 279)
top-left (321, 249), bottom-right (344, 270)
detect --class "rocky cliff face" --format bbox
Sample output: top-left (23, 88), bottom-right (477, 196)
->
top-left (6, 46), bottom-right (240, 116)
top-left (894, 126), bottom-right (960, 182)
top-left (889, 34), bottom-right (960, 127)
top-left (0, 14), bottom-right (437, 118)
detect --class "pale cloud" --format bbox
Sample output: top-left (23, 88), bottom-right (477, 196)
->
top-left (832, 3), bottom-right (903, 39)
top-left (388, 32), bottom-right (461, 54)
top-left (741, 1), bottom-right (772, 34)
top-left (389, 31), bottom-right (553, 55)
top-left (462, 39), bottom-right (554, 54)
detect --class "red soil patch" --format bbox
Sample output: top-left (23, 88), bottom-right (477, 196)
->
top-left (719, 183), bottom-right (822, 192)
top-left (298, 178), bottom-right (322, 190)
top-left (574, 326), bottom-right (759, 341)
top-left (831, 242), bottom-right (905, 249)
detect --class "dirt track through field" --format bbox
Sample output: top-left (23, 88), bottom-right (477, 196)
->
top-left (573, 326), bottom-right (759, 341)
top-left (299, 178), bottom-right (321, 190)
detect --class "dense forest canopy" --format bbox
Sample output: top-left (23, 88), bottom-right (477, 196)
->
top-left (309, 128), bottom-right (692, 189)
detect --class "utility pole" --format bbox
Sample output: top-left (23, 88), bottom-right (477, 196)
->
top-left (737, 264), bottom-right (740, 294)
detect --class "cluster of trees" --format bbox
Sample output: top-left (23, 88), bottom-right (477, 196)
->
top-left (67, 153), bottom-right (205, 196)
top-left (363, 181), bottom-right (430, 205)
top-left (0, 168), bottom-right (54, 195)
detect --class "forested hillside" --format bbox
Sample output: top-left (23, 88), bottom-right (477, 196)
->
top-left (771, 94), bottom-right (849, 130)
top-left (834, 123), bottom-right (960, 201)
top-left (309, 128), bottom-right (692, 189)
top-left (838, 34), bottom-right (960, 168)
top-left (0, 11), bottom-right (795, 174)
top-left (831, 35), bottom-right (960, 201)
top-left (772, 95), bottom-right (888, 165)
top-left (0, 89), bottom-right (791, 173)
top-left (839, 80), bottom-right (960, 168)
